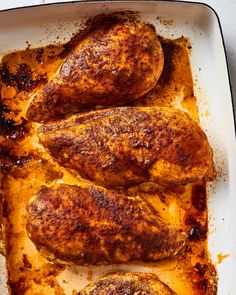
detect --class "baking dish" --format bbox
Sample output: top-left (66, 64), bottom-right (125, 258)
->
top-left (0, 1), bottom-right (236, 294)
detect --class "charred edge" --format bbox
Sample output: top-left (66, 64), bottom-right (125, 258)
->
top-left (191, 184), bottom-right (207, 211)
top-left (0, 62), bottom-right (47, 92)
top-left (0, 102), bottom-right (29, 140)
top-left (0, 147), bottom-right (31, 174)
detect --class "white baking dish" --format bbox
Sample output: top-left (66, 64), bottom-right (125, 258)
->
top-left (0, 1), bottom-right (236, 294)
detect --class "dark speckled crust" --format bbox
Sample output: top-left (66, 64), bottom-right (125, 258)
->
top-left (78, 272), bottom-right (177, 294)
top-left (26, 17), bottom-right (163, 122)
top-left (38, 107), bottom-right (214, 188)
top-left (26, 184), bottom-right (186, 265)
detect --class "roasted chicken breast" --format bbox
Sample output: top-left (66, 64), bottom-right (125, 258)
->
top-left (26, 16), bottom-right (164, 122)
top-left (78, 272), bottom-right (176, 295)
top-left (26, 184), bottom-right (187, 265)
top-left (38, 107), bottom-right (214, 187)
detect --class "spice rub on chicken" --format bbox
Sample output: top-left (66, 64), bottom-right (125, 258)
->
top-left (78, 272), bottom-right (177, 295)
top-left (38, 107), bottom-right (214, 188)
top-left (26, 16), bottom-right (164, 122)
top-left (26, 184), bottom-right (187, 265)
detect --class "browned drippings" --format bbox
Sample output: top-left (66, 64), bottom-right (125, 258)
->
top-left (0, 63), bottom-right (47, 92)
top-left (192, 184), bottom-right (207, 212)
top-left (217, 253), bottom-right (229, 264)
top-left (0, 19), bottom-right (217, 295)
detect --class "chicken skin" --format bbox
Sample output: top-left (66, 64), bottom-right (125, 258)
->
top-left (26, 16), bottom-right (164, 122)
top-left (38, 107), bottom-right (214, 188)
top-left (78, 272), bottom-right (176, 295)
top-left (26, 184), bottom-right (187, 265)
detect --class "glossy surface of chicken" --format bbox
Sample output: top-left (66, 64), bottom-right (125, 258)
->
top-left (26, 184), bottom-right (186, 265)
top-left (26, 16), bottom-right (164, 122)
top-left (78, 272), bottom-right (177, 295)
top-left (39, 107), bottom-right (214, 188)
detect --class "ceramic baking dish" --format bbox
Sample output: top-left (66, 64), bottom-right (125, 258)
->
top-left (0, 1), bottom-right (236, 294)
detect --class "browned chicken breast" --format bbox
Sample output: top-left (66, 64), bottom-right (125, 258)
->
top-left (78, 272), bottom-right (176, 295)
top-left (26, 16), bottom-right (164, 122)
top-left (26, 184), bottom-right (187, 265)
top-left (38, 107), bottom-right (214, 187)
